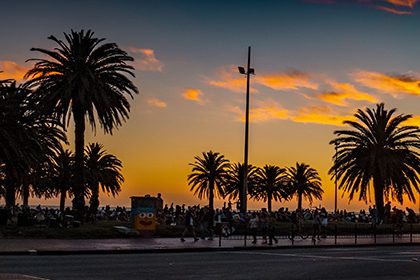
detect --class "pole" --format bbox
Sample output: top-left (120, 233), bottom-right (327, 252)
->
top-left (242, 46), bottom-right (251, 214)
top-left (334, 142), bottom-right (338, 214)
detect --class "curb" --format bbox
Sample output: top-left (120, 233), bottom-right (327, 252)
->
top-left (0, 242), bottom-right (419, 256)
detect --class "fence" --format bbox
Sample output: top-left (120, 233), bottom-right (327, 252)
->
top-left (215, 222), bottom-right (420, 247)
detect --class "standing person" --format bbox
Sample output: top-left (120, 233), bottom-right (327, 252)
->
top-left (181, 207), bottom-right (199, 242)
top-left (320, 207), bottom-right (328, 238)
top-left (260, 210), bottom-right (268, 244)
top-left (312, 210), bottom-right (321, 241)
top-left (268, 213), bottom-right (278, 245)
top-left (249, 212), bottom-right (259, 244)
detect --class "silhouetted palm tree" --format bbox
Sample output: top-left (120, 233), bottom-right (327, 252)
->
top-left (224, 162), bottom-right (258, 203)
top-left (252, 165), bottom-right (288, 213)
top-left (85, 143), bottom-right (123, 214)
top-left (188, 151), bottom-right (230, 213)
top-left (0, 80), bottom-right (65, 207)
top-left (49, 147), bottom-right (74, 212)
top-left (25, 30), bottom-right (138, 212)
top-left (285, 162), bottom-right (323, 210)
top-left (329, 103), bottom-right (420, 221)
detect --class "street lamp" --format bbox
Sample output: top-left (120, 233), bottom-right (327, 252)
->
top-left (238, 46), bottom-right (255, 214)
top-left (334, 140), bottom-right (339, 214)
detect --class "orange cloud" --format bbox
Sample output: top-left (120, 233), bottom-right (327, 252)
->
top-left (229, 100), bottom-right (289, 123)
top-left (0, 61), bottom-right (29, 81)
top-left (375, 5), bottom-right (413, 14)
top-left (207, 66), bottom-right (256, 93)
top-left (292, 105), bottom-right (352, 126)
top-left (183, 88), bottom-right (206, 105)
top-left (354, 71), bottom-right (420, 97)
top-left (207, 67), bottom-right (318, 93)
top-left (128, 48), bottom-right (164, 72)
top-left (255, 70), bottom-right (319, 91)
top-left (318, 81), bottom-right (378, 106)
top-left (385, 0), bottom-right (417, 8)
top-left (147, 98), bottom-right (167, 108)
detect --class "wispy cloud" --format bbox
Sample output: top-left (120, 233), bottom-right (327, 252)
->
top-left (128, 48), bottom-right (164, 72)
top-left (255, 70), bottom-right (319, 91)
top-left (291, 105), bottom-right (352, 126)
top-left (305, 0), bottom-right (418, 15)
top-left (0, 61), bottom-right (29, 81)
top-left (318, 80), bottom-right (378, 106)
top-left (207, 67), bottom-right (317, 93)
top-left (183, 88), bottom-right (207, 105)
top-left (229, 100), bottom-right (289, 123)
top-left (354, 70), bottom-right (420, 97)
top-left (207, 66), bottom-right (256, 93)
top-left (147, 98), bottom-right (167, 108)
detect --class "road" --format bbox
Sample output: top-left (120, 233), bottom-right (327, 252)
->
top-left (0, 246), bottom-right (420, 279)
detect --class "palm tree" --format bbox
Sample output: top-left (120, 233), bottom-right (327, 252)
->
top-left (188, 151), bottom-right (230, 213)
top-left (285, 162), bottom-right (323, 210)
top-left (85, 143), bottom-right (124, 214)
top-left (329, 103), bottom-right (420, 221)
top-left (224, 162), bottom-right (258, 203)
top-left (252, 165), bottom-right (288, 213)
top-left (0, 80), bottom-right (66, 207)
top-left (25, 30), bottom-right (138, 213)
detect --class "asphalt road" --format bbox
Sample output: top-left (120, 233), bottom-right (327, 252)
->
top-left (0, 246), bottom-right (420, 280)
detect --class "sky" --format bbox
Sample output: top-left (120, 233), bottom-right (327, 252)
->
top-left (1, 0), bottom-right (420, 211)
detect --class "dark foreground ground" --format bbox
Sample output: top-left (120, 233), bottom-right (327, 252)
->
top-left (0, 246), bottom-right (420, 280)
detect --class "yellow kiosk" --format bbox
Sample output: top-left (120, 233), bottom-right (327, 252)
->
top-left (130, 194), bottom-right (162, 236)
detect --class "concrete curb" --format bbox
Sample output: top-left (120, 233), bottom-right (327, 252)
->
top-left (0, 242), bottom-right (419, 256)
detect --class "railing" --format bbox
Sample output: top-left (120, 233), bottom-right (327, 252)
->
top-left (214, 222), bottom-right (420, 247)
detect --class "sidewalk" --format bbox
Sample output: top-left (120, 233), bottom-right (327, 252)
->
top-left (0, 234), bottom-right (419, 255)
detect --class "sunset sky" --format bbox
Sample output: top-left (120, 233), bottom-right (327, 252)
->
top-left (1, 0), bottom-right (420, 211)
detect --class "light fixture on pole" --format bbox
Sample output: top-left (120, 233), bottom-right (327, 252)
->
top-left (238, 46), bottom-right (255, 214)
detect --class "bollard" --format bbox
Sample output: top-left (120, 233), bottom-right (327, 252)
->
top-left (334, 223), bottom-right (337, 245)
top-left (291, 223), bottom-right (295, 246)
top-left (354, 223), bottom-right (357, 245)
top-left (373, 223), bottom-right (376, 244)
top-left (392, 224), bottom-right (395, 243)
top-left (410, 223), bottom-right (413, 243)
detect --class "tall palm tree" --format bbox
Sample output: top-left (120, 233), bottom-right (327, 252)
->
top-left (0, 80), bottom-right (66, 207)
top-left (85, 143), bottom-right (124, 214)
top-left (224, 162), bottom-right (258, 203)
top-left (25, 30), bottom-right (138, 213)
top-left (188, 151), bottom-right (230, 213)
top-left (285, 162), bottom-right (323, 210)
top-left (252, 165), bottom-right (288, 213)
top-left (329, 103), bottom-right (420, 221)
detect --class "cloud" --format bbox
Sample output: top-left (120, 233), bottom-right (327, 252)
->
top-left (207, 67), bottom-right (317, 93)
top-left (318, 81), bottom-right (378, 106)
top-left (128, 48), bottom-right (164, 72)
top-left (291, 105), bottom-right (352, 126)
top-left (207, 66), bottom-right (256, 93)
top-left (147, 98), bottom-right (167, 108)
top-left (183, 88), bottom-right (206, 105)
top-left (255, 70), bottom-right (319, 91)
top-left (375, 5), bottom-right (413, 14)
top-left (0, 61), bottom-right (29, 81)
top-left (354, 70), bottom-right (420, 97)
top-left (229, 100), bottom-right (289, 123)
top-left (305, 0), bottom-right (417, 14)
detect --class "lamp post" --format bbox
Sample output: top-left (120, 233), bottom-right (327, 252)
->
top-left (238, 46), bottom-right (255, 214)
top-left (334, 141), bottom-right (338, 214)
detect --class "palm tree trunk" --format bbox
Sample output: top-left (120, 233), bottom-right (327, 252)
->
top-left (22, 184), bottom-right (29, 207)
top-left (73, 107), bottom-right (86, 218)
top-left (267, 192), bottom-right (272, 213)
top-left (297, 192), bottom-right (302, 210)
top-left (59, 188), bottom-right (66, 212)
top-left (90, 184), bottom-right (100, 213)
top-left (4, 174), bottom-right (16, 208)
top-left (209, 179), bottom-right (214, 230)
top-left (373, 177), bottom-right (385, 223)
